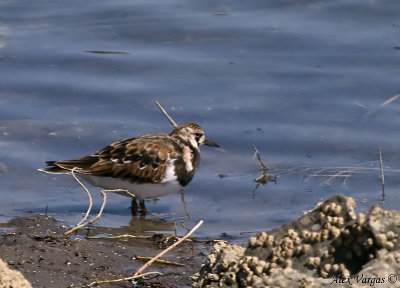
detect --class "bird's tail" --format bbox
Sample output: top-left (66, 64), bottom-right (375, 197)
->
top-left (38, 156), bottom-right (98, 174)
top-left (38, 161), bottom-right (72, 174)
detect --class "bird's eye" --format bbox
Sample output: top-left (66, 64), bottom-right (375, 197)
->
top-left (194, 132), bottom-right (203, 140)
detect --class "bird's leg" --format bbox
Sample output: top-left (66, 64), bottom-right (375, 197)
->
top-left (131, 198), bottom-right (148, 216)
top-left (180, 189), bottom-right (190, 219)
top-left (131, 198), bottom-right (139, 216)
top-left (139, 199), bottom-right (147, 216)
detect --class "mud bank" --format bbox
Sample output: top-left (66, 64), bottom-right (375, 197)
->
top-left (0, 215), bottom-right (212, 288)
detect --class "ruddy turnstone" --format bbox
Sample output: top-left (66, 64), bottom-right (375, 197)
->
top-left (39, 122), bottom-right (219, 213)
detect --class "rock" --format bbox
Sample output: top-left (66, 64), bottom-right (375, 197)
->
top-left (0, 258), bottom-right (32, 288)
top-left (194, 195), bottom-right (400, 288)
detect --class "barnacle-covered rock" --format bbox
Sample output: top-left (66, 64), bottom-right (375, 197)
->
top-left (0, 258), bottom-right (32, 288)
top-left (194, 195), bottom-right (400, 288)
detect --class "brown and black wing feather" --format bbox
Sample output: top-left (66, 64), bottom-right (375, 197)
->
top-left (42, 156), bottom-right (98, 174)
top-left (41, 135), bottom-right (181, 184)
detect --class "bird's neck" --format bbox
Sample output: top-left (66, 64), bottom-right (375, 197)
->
top-left (171, 135), bottom-right (200, 186)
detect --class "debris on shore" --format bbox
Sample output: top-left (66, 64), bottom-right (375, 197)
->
top-left (0, 215), bottom-right (209, 288)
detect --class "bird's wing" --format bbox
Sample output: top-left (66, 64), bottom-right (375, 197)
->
top-left (42, 135), bottom-right (181, 184)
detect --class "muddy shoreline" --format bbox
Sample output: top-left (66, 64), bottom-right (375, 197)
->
top-left (2, 195), bottom-right (400, 288)
top-left (0, 215), bottom-right (213, 288)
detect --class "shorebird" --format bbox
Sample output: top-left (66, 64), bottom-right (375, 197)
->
top-left (39, 122), bottom-right (219, 214)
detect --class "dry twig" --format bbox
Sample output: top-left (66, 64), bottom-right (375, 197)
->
top-left (88, 220), bottom-right (203, 286)
top-left (381, 94), bottom-right (400, 106)
top-left (323, 170), bottom-right (352, 187)
top-left (134, 219), bottom-right (203, 276)
top-left (251, 145), bottom-right (277, 186)
top-left (155, 101), bottom-right (178, 128)
top-left (71, 167), bottom-right (93, 226)
top-left (86, 234), bottom-right (151, 240)
top-left (64, 188), bottom-right (133, 236)
top-left (88, 271), bottom-right (162, 287)
top-left (135, 256), bottom-right (185, 266)
top-left (378, 147), bottom-right (385, 206)
top-left (252, 144), bottom-right (267, 174)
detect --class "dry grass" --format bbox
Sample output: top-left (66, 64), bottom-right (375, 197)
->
top-left (266, 159), bottom-right (397, 190)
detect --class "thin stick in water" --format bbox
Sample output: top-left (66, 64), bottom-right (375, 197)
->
top-left (155, 101), bottom-right (178, 128)
top-left (252, 144), bottom-right (267, 173)
top-left (71, 167), bottom-right (93, 226)
top-left (378, 147), bottom-right (385, 207)
top-left (381, 94), bottom-right (400, 106)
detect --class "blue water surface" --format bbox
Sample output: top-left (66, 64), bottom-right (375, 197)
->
top-left (1, 0), bottom-right (400, 240)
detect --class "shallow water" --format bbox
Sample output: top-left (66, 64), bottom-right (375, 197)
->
top-left (1, 0), bottom-right (400, 240)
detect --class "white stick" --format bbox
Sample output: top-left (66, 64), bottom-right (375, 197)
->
top-left (155, 101), bottom-right (178, 128)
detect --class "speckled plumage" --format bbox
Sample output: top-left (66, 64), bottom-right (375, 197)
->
top-left (39, 122), bottom-right (219, 200)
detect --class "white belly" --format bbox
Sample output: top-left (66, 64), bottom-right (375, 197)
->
top-left (79, 174), bottom-right (182, 199)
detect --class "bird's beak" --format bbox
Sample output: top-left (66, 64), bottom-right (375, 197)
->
top-left (204, 139), bottom-right (220, 148)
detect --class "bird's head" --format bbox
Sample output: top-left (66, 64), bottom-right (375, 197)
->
top-left (171, 122), bottom-right (219, 149)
